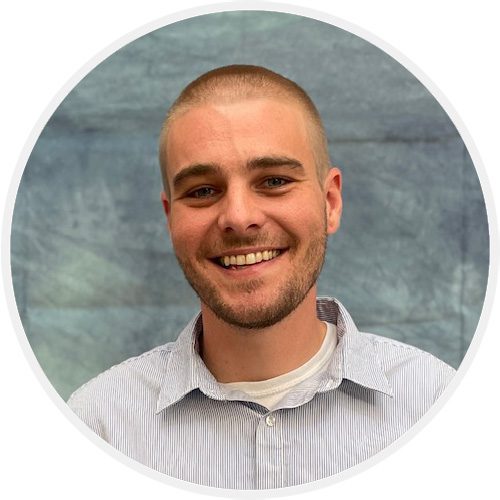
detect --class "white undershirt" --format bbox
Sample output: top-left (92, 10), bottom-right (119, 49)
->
top-left (220, 322), bottom-right (337, 410)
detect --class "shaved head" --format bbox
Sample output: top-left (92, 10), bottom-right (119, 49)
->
top-left (159, 65), bottom-right (331, 196)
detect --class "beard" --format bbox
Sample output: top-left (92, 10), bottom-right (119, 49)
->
top-left (173, 215), bottom-right (328, 330)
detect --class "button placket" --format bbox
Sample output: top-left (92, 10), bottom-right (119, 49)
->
top-left (255, 411), bottom-right (283, 488)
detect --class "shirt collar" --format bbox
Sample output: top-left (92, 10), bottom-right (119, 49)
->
top-left (156, 297), bottom-right (393, 413)
top-left (316, 297), bottom-right (393, 397)
top-left (155, 314), bottom-right (226, 413)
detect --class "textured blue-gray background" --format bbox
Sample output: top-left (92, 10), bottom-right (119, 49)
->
top-left (10, 11), bottom-right (488, 400)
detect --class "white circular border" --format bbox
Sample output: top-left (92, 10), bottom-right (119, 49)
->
top-left (2, 1), bottom-right (497, 498)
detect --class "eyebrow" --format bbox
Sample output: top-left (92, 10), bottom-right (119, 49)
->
top-left (171, 156), bottom-right (305, 191)
top-left (172, 163), bottom-right (223, 191)
top-left (246, 156), bottom-right (305, 172)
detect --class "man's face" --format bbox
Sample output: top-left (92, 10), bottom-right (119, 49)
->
top-left (162, 97), bottom-right (342, 329)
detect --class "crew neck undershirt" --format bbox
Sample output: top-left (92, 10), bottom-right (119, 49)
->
top-left (220, 322), bottom-right (337, 410)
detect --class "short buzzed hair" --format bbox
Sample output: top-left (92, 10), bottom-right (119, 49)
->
top-left (158, 65), bottom-right (331, 196)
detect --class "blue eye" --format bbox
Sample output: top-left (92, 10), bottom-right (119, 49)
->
top-left (189, 186), bottom-right (216, 198)
top-left (264, 177), bottom-right (288, 188)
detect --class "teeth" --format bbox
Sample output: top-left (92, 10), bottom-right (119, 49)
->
top-left (246, 253), bottom-right (256, 264)
top-left (219, 250), bottom-right (281, 267)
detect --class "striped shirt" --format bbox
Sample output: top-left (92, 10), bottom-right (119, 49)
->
top-left (68, 297), bottom-right (455, 489)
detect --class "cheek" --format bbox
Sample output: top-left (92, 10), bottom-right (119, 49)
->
top-left (169, 214), bottom-right (213, 253)
top-left (272, 196), bottom-right (325, 230)
top-left (171, 224), bottom-right (197, 250)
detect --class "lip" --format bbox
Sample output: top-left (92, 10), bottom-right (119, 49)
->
top-left (209, 248), bottom-right (288, 276)
top-left (211, 246), bottom-right (287, 259)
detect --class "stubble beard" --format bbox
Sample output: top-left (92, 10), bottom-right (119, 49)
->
top-left (174, 217), bottom-right (328, 330)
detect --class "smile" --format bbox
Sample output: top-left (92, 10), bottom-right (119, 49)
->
top-left (217, 250), bottom-right (282, 268)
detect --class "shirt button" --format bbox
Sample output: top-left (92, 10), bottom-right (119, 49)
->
top-left (265, 415), bottom-right (276, 427)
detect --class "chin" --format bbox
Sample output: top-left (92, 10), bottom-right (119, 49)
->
top-left (206, 290), bottom-right (310, 330)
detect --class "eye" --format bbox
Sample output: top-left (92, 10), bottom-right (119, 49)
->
top-left (263, 177), bottom-right (290, 188)
top-left (187, 186), bottom-right (218, 199)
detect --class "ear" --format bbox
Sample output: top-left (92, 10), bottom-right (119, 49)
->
top-left (160, 191), bottom-right (171, 228)
top-left (324, 167), bottom-right (342, 235)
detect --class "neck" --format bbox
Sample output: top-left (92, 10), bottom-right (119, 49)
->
top-left (199, 288), bottom-right (326, 383)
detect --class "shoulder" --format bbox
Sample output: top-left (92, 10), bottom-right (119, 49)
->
top-left (366, 332), bottom-right (455, 370)
top-left (67, 341), bottom-right (176, 409)
top-left (364, 332), bottom-right (456, 400)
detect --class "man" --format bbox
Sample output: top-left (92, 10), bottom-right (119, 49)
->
top-left (68, 65), bottom-right (455, 489)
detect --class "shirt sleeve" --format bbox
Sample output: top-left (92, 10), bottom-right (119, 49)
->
top-left (67, 387), bottom-right (108, 440)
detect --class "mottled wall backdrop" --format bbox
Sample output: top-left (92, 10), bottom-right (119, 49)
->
top-left (11, 11), bottom-right (488, 400)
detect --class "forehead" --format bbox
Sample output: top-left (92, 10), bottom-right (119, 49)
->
top-left (164, 98), bottom-right (315, 178)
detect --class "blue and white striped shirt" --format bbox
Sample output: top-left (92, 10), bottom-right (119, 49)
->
top-left (68, 297), bottom-right (455, 489)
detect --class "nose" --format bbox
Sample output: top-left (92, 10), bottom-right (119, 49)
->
top-left (217, 185), bottom-right (265, 234)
